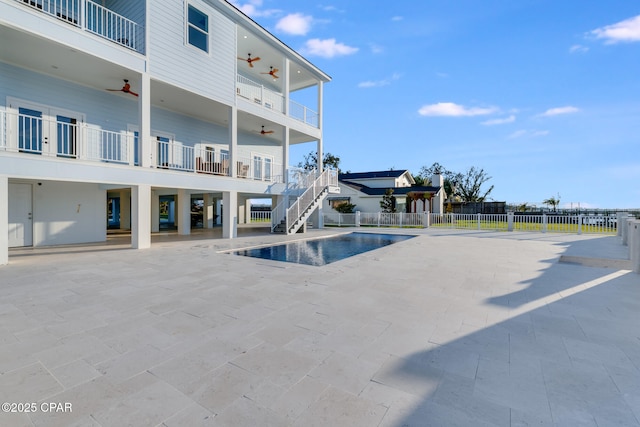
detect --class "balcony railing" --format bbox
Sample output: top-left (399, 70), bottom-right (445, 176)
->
top-left (14, 0), bottom-right (144, 53)
top-left (236, 75), bottom-right (319, 128)
top-left (0, 110), bottom-right (134, 163)
top-left (0, 110), bottom-right (288, 183)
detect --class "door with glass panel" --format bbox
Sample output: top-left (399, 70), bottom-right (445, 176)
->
top-left (12, 100), bottom-right (82, 157)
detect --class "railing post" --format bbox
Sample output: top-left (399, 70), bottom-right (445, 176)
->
top-left (356, 211), bottom-right (361, 227)
top-left (399, 212), bottom-right (403, 228)
top-left (477, 213), bottom-right (481, 230)
top-left (542, 214), bottom-right (547, 233)
top-left (578, 214), bottom-right (583, 235)
top-left (377, 212), bottom-right (381, 228)
top-left (507, 212), bottom-right (514, 232)
top-left (80, 0), bottom-right (85, 30)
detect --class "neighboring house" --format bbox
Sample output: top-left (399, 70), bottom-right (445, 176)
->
top-left (326, 170), bottom-right (446, 214)
top-left (0, 0), bottom-right (334, 265)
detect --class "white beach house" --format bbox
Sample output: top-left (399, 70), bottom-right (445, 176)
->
top-left (0, 0), bottom-right (337, 265)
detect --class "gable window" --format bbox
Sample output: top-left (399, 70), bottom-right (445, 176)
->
top-left (187, 5), bottom-right (208, 52)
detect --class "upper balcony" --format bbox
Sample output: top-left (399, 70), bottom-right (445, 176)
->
top-left (236, 74), bottom-right (318, 128)
top-left (234, 22), bottom-right (329, 131)
top-left (10, 0), bottom-right (145, 54)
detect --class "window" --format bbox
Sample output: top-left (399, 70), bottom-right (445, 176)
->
top-left (187, 5), bottom-right (208, 52)
top-left (56, 115), bottom-right (77, 158)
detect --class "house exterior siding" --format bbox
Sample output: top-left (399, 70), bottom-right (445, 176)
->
top-left (0, 0), bottom-right (331, 264)
top-left (148, 0), bottom-right (236, 104)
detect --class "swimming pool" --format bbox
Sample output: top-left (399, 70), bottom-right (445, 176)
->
top-left (232, 232), bottom-right (415, 266)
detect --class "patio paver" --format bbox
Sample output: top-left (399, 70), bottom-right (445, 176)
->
top-left (0, 229), bottom-right (638, 426)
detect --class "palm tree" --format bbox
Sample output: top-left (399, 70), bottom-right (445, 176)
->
top-left (543, 194), bottom-right (561, 212)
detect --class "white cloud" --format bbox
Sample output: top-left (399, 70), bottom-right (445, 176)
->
top-left (481, 115), bottom-right (516, 126)
top-left (591, 14), bottom-right (640, 44)
top-left (392, 16), bottom-right (403, 22)
top-left (538, 106), bottom-right (580, 117)
top-left (508, 129), bottom-right (549, 139)
top-left (230, 0), bottom-right (279, 18)
top-left (418, 102), bottom-right (498, 117)
top-left (301, 38), bottom-right (358, 58)
top-left (358, 73), bottom-right (401, 88)
top-left (569, 44), bottom-right (589, 54)
top-left (276, 13), bottom-right (313, 36)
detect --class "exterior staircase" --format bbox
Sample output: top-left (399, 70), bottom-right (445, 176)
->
top-left (271, 168), bottom-right (339, 235)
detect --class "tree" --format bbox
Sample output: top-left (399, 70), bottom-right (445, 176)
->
top-left (380, 188), bottom-right (396, 213)
top-left (543, 194), bottom-right (561, 212)
top-left (456, 167), bottom-right (494, 202)
top-left (417, 162), bottom-right (462, 199)
top-left (297, 151), bottom-right (342, 173)
top-left (334, 202), bottom-right (356, 213)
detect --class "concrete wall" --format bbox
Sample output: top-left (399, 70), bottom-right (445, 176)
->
top-left (32, 181), bottom-right (106, 246)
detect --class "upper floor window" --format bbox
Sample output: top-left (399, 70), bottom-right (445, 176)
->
top-left (187, 5), bottom-right (208, 53)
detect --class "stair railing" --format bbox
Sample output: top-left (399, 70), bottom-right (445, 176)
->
top-left (286, 168), bottom-right (333, 232)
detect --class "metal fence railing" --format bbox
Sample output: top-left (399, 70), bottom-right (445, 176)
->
top-left (15, 0), bottom-right (144, 53)
top-left (322, 211), bottom-right (620, 235)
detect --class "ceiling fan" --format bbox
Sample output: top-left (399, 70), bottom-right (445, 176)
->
top-left (238, 53), bottom-right (261, 67)
top-left (259, 126), bottom-right (274, 135)
top-left (261, 66), bottom-right (279, 79)
top-left (106, 79), bottom-right (138, 97)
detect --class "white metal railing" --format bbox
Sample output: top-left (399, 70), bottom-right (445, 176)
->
top-left (289, 100), bottom-right (319, 127)
top-left (320, 211), bottom-right (619, 235)
top-left (250, 211), bottom-right (271, 223)
top-left (85, 0), bottom-right (139, 51)
top-left (236, 75), bottom-right (319, 127)
top-left (85, 127), bottom-right (130, 164)
top-left (236, 75), bottom-right (284, 113)
top-left (286, 168), bottom-right (334, 232)
top-left (157, 140), bottom-right (194, 171)
top-left (2, 110), bottom-right (292, 183)
top-left (1, 110), bottom-right (134, 163)
top-left (14, 0), bottom-right (143, 52)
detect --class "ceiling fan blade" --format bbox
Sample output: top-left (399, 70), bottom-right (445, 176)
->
top-left (127, 90), bottom-right (139, 97)
top-left (106, 88), bottom-right (121, 91)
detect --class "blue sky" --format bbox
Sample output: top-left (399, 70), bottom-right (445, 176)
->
top-left (232, 1), bottom-right (640, 209)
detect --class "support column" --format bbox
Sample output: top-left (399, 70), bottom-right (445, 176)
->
top-left (203, 194), bottom-right (214, 228)
top-left (131, 184), bottom-right (151, 249)
top-left (282, 126), bottom-right (289, 186)
top-left (139, 73), bottom-right (152, 168)
top-left (317, 81), bottom-right (324, 172)
top-left (151, 190), bottom-right (160, 232)
top-left (228, 106), bottom-right (238, 178)
top-left (120, 190), bottom-right (131, 230)
top-left (177, 189), bottom-right (191, 235)
top-left (0, 176), bottom-right (8, 265)
top-left (216, 199), bottom-right (222, 225)
top-left (222, 191), bottom-right (237, 239)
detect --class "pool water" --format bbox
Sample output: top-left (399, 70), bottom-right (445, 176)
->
top-left (232, 232), bottom-right (415, 266)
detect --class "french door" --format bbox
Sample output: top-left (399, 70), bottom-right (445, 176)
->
top-left (10, 98), bottom-right (83, 157)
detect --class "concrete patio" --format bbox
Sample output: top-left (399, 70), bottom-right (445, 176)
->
top-left (0, 228), bottom-right (638, 426)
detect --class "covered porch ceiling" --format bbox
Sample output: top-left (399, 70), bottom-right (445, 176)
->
top-left (0, 20), bottom-right (320, 146)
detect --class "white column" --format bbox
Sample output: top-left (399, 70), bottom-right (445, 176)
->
top-left (177, 189), bottom-right (191, 235)
top-left (139, 73), bottom-right (152, 168)
top-left (222, 191), bottom-right (237, 239)
top-left (228, 106), bottom-right (237, 178)
top-left (0, 176), bottom-right (8, 265)
top-left (120, 190), bottom-right (131, 229)
top-left (317, 81), bottom-right (324, 172)
top-left (203, 194), bottom-right (214, 228)
top-left (282, 126), bottom-right (289, 186)
top-left (151, 190), bottom-right (160, 232)
top-left (131, 184), bottom-right (151, 249)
